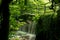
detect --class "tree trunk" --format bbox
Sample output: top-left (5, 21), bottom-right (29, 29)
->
top-left (56, 6), bottom-right (60, 39)
top-left (0, 0), bottom-right (12, 40)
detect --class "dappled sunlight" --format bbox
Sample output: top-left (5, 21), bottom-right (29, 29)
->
top-left (0, 0), bottom-right (60, 40)
top-left (43, 0), bottom-right (49, 3)
top-left (8, 0), bottom-right (58, 40)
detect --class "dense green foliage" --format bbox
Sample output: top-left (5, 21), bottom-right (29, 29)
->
top-left (9, 0), bottom-right (57, 38)
top-left (0, 0), bottom-right (60, 40)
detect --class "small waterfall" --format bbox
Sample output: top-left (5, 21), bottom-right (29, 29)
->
top-left (15, 21), bottom-right (36, 40)
top-left (18, 21), bottom-right (36, 34)
top-left (16, 31), bottom-right (36, 40)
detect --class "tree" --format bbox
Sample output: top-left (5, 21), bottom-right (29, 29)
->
top-left (0, 0), bottom-right (12, 40)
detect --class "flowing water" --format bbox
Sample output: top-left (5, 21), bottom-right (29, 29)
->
top-left (14, 21), bottom-right (36, 40)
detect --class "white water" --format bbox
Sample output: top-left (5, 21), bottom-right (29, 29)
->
top-left (15, 21), bottom-right (36, 40)
top-left (16, 31), bottom-right (36, 40)
top-left (18, 21), bottom-right (36, 34)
